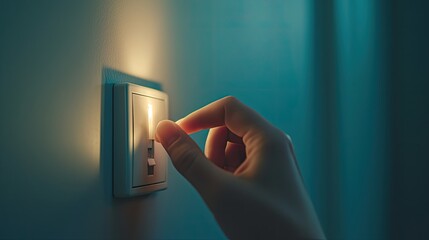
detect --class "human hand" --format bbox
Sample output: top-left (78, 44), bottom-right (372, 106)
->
top-left (155, 96), bottom-right (325, 240)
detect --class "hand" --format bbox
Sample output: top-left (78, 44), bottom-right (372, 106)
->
top-left (155, 96), bottom-right (325, 240)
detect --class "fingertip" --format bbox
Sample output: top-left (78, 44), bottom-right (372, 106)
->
top-left (157, 120), bottom-right (228, 200)
top-left (156, 120), bottom-right (181, 147)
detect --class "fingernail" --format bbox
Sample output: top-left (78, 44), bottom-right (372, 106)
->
top-left (156, 120), bottom-right (181, 147)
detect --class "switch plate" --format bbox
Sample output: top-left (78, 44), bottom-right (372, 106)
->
top-left (113, 83), bottom-right (168, 197)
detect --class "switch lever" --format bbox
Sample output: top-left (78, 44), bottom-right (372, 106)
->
top-left (147, 139), bottom-right (155, 175)
top-left (148, 139), bottom-right (155, 158)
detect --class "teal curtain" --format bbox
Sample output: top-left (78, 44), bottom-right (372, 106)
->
top-left (313, 0), bottom-right (429, 239)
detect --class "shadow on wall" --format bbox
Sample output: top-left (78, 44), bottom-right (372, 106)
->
top-left (99, 67), bottom-right (163, 239)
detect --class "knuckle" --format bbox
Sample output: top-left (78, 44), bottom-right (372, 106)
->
top-left (278, 131), bottom-right (293, 148)
top-left (282, 132), bottom-right (293, 145)
top-left (223, 96), bottom-right (239, 105)
top-left (260, 128), bottom-right (293, 151)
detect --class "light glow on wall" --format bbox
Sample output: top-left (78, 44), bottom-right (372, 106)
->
top-left (104, 0), bottom-right (172, 82)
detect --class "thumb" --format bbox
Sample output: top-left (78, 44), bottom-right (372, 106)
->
top-left (156, 120), bottom-right (224, 195)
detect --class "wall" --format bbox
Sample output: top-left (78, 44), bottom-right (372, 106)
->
top-left (0, 0), bottom-right (315, 239)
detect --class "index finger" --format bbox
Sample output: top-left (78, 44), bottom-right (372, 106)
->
top-left (177, 96), bottom-right (272, 140)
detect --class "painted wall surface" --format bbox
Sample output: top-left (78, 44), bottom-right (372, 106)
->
top-left (0, 1), bottom-right (315, 239)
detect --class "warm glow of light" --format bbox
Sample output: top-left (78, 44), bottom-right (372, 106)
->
top-left (148, 103), bottom-right (153, 139)
top-left (105, 0), bottom-right (172, 81)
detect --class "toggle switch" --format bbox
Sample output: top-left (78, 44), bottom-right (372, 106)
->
top-left (113, 83), bottom-right (168, 197)
top-left (147, 139), bottom-right (155, 175)
top-left (147, 139), bottom-right (155, 159)
top-left (147, 158), bottom-right (156, 176)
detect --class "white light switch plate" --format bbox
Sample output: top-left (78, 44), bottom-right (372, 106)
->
top-left (113, 83), bottom-right (168, 197)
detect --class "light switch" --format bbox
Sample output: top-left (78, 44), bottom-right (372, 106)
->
top-left (113, 83), bottom-right (168, 197)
